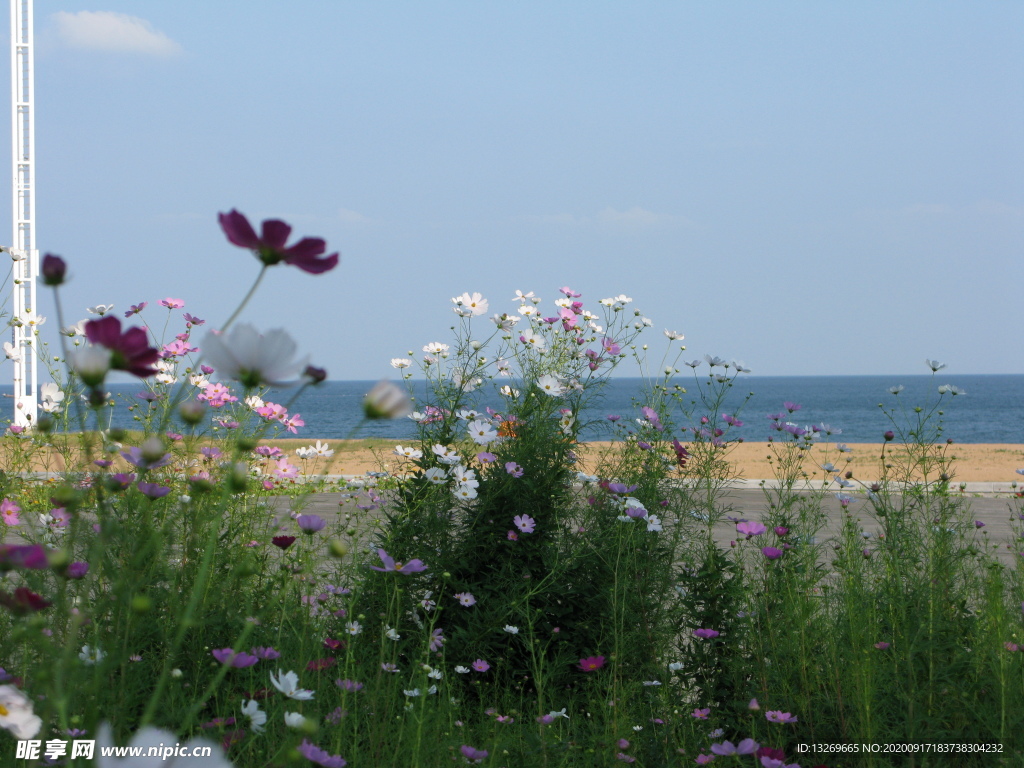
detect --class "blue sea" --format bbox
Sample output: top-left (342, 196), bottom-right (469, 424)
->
top-left (22, 374), bottom-right (1020, 444)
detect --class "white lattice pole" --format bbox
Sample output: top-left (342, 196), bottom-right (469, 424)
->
top-left (9, 0), bottom-right (37, 428)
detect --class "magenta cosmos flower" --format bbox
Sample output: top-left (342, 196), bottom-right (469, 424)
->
top-left (84, 316), bottom-right (160, 378)
top-left (211, 648), bottom-right (259, 668)
top-left (219, 209), bottom-right (339, 275)
top-left (762, 546), bottom-right (784, 560)
top-left (369, 548), bottom-right (426, 574)
top-left (578, 655), bottom-right (606, 671)
top-left (693, 628), bottom-right (720, 639)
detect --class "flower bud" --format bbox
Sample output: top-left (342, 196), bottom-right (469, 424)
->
top-left (303, 365), bottom-right (328, 384)
top-left (179, 400), bottom-right (206, 425)
top-left (41, 254), bottom-right (67, 286)
top-left (883, 431), bottom-right (894, 442)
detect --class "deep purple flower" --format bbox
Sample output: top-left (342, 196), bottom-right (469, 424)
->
top-left (883, 430), bottom-right (895, 442)
top-left (65, 562), bottom-right (90, 579)
top-left (369, 548), bottom-right (426, 574)
top-left (137, 482), bottom-right (171, 500)
top-left (219, 209), bottom-right (339, 275)
top-left (297, 739), bottom-right (347, 767)
top-left (84, 316), bottom-right (160, 378)
top-left (762, 546), bottom-right (784, 560)
top-left (693, 629), bottom-right (720, 639)
top-left (272, 536), bottom-right (296, 550)
top-left (212, 648), bottom-right (259, 668)
top-left (577, 655), bottom-right (605, 671)
top-left (0, 544), bottom-right (49, 571)
top-left (297, 514), bottom-right (327, 534)
top-left (41, 254), bottom-right (67, 286)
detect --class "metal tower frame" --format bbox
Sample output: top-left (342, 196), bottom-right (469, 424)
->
top-left (8, 0), bottom-right (36, 428)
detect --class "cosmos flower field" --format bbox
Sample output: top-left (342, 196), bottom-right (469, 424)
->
top-left (0, 212), bottom-right (1021, 767)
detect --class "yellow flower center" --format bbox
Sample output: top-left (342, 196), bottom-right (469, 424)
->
top-left (0, 703), bottom-right (8, 716)
top-left (394, 562), bottom-right (403, 571)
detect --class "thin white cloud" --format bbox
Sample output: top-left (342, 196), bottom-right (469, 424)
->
top-left (52, 11), bottom-right (182, 56)
top-left (337, 208), bottom-right (378, 225)
top-left (518, 207), bottom-right (691, 228)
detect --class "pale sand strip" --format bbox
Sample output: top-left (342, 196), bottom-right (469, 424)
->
top-left (265, 439), bottom-right (1024, 485)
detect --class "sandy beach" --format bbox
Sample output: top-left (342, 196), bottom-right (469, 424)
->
top-left (267, 438), bottom-right (1024, 484)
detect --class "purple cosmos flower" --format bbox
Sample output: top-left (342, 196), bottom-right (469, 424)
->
top-left (783, 401), bottom-right (801, 413)
top-left (335, 679), bottom-right (363, 692)
top-left (507, 530), bottom-right (518, 540)
top-left (251, 646), bottom-right (281, 659)
top-left (577, 655), bottom-right (605, 671)
top-left (693, 629), bottom-right (720, 639)
top-left (762, 546), bottom-right (784, 560)
top-left (471, 659), bottom-right (490, 672)
top-left (429, 628), bottom-right (445, 652)
top-left (120, 447), bottom-right (173, 470)
top-left (107, 473), bottom-right (137, 491)
top-left (272, 536), bottom-right (296, 550)
top-left (606, 482), bottom-right (638, 495)
top-left (765, 710), bottom-right (798, 724)
top-left (137, 482), bottom-right (171, 500)
top-left (369, 548), bottom-right (426, 574)
top-left (124, 302), bottom-right (147, 317)
top-left (212, 648), bottom-right (259, 668)
top-left (691, 708), bottom-right (710, 720)
top-left (219, 209), bottom-right (339, 274)
top-left (513, 514), bottom-right (535, 533)
top-left (0, 544), bottom-right (49, 571)
top-left (711, 739), bottom-right (759, 756)
top-left (298, 739), bottom-right (347, 768)
top-left (84, 316), bottom-right (160, 378)
top-left (182, 313), bottom-right (205, 326)
top-left (874, 642), bottom-right (890, 650)
top-left (297, 514), bottom-right (327, 534)
top-left (65, 562), bottom-right (90, 579)
top-left (505, 461), bottom-right (524, 478)
top-left (460, 745), bottom-right (488, 763)
top-left (455, 592), bottom-right (477, 607)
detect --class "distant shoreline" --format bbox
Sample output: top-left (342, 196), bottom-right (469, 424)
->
top-left (265, 439), bottom-right (1024, 484)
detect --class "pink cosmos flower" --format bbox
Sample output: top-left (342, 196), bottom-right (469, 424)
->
top-left (762, 547), bottom-right (784, 560)
top-left (218, 209), bottom-right (339, 274)
top-left (513, 514), bottom-right (535, 533)
top-left (369, 548), bottom-right (427, 574)
top-left (460, 745), bottom-right (488, 763)
top-left (505, 461), bottom-right (524, 478)
top-left (874, 642), bottom-right (890, 650)
top-left (211, 648), bottom-right (259, 668)
top-left (0, 499), bottom-right (21, 526)
top-left (471, 659), bottom-right (490, 672)
top-left (578, 655), bottom-right (606, 672)
top-left (124, 302), bottom-right (147, 317)
top-left (691, 708), bottom-right (710, 720)
top-left (693, 629), bottom-right (720, 639)
top-left (765, 710), bottom-right (798, 724)
top-left (0, 543), bottom-right (48, 569)
top-left (507, 530), bottom-right (519, 541)
top-left (297, 739), bottom-right (347, 768)
top-left (273, 458), bottom-right (300, 479)
top-left (455, 592), bottom-right (477, 607)
top-left (736, 521), bottom-right (766, 537)
top-left (159, 298), bottom-right (185, 309)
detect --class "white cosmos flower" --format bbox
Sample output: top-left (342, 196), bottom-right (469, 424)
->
top-left (536, 374), bottom-right (566, 396)
top-left (504, 625), bottom-right (519, 634)
top-left (423, 342), bottom-right (449, 355)
top-left (512, 290), bottom-right (535, 302)
top-left (517, 305), bottom-right (538, 317)
top-left (0, 685), bottom-right (42, 739)
top-left (386, 627), bottom-right (401, 641)
top-left (500, 385), bottom-right (520, 398)
top-left (549, 708), bottom-right (569, 719)
top-left (86, 304), bottom-right (114, 316)
top-left (391, 357), bottom-right (413, 369)
top-left (647, 515), bottom-right (663, 532)
top-left (79, 645), bottom-right (105, 665)
top-left (270, 669), bottom-right (315, 700)
top-left (467, 420), bottom-right (498, 445)
top-left (3, 342), bottom-right (20, 362)
top-left (284, 712), bottom-right (307, 728)
top-left (202, 324), bottom-right (309, 387)
top-left (454, 484), bottom-right (478, 500)
top-left (925, 359), bottom-right (947, 372)
top-left (664, 330), bottom-right (685, 340)
top-left (519, 330), bottom-right (545, 350)
top-left (423, 467), bottom-right (447, 484)
top-left (394, 445), bottom-right (423, 459)
top-left (39, 382), bottom-right (65, 413)
top-left (668, 662), bottom-right (684, 672)
top-left (403, 688), bottom-right (422, 697)
top-left (346, 621), bottom-right (362, 635)
top-left (455, 665), bottom-right (471, 674)
top-left (96, 724), bottom-right (230, 767)
top-left (491, 313), bottom-right (519, 330)
top-left (241, 699), bottom-right (267, 733)
top-left (453, 292), bottom-right (489, 316)
top-left (614, 294), bottom-right (632, 304)
top-left (450, 465), bottom-right (477, 485)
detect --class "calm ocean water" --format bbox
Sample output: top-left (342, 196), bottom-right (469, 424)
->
top-left (19, 374), bottom-right (1019, 445)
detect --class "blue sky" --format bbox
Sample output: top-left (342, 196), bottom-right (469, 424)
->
top-left (6, 1), bottom-right (1023, 381)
